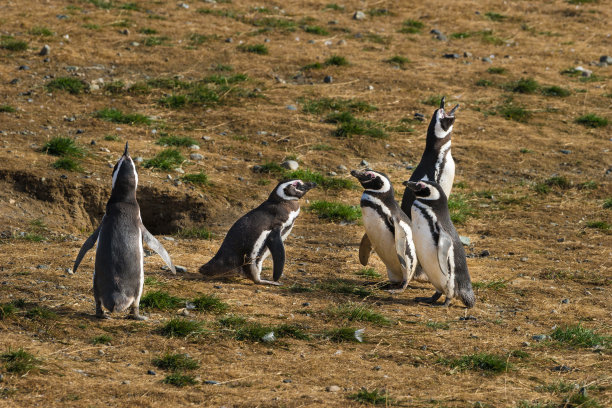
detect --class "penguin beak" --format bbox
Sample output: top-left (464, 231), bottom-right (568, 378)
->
top-left (449, 104), bottom-right (459, 116)
top-left (123, 141), bottom-right (129, 157)
top-left (403, 181), bottom-right (420, 191)
top-left (301, 181), bottom-right (317, 191)
top-left (439, 96), bottom-right (445, 110)
top-left (350, 169), bottom-right (370, 182)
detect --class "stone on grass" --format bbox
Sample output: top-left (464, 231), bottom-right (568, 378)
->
top-left (39, 45), bottom-right (50, 56)
top-left (190, 153), bottom-right (203, 161)
top-left (353, 11), bottom-right (366, 20)
top-left (281, 160), bottom-right (299, 170)
top-left (327, 385), bottom-right (341, 392)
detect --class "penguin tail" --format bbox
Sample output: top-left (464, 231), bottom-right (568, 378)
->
top-left (199, 257), bottom-right (234, 278)
top-left (107, 292), bottom-right (133, 313)
top-left (459, 285), bottom-right (476, 309)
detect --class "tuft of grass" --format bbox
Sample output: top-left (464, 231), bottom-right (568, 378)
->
top-left (83, 23), bottom-right (100, 30)
top-left (250, 17), bottom-right (296, 32)
top-left (324, 327), bottom-right (364, 343)
top-left (326, 112), bottom-right (388, 139)
top-left (327, 303), bottom-right (390, 325)
top-left (575, 114), bottom-right (608, 128)
top-left (91, 334), bottom-right (112, 345)
top-left (487, 67), bottom-right (506, 74)
top-left (349, 388), bottom-right (392, 405)
top-left (498, 103), bottom-right (532, 122)
top-left (310, 201), bottom-right (361, 222)
top-left (426, 321), bottom-right (450, 330)
top-left (0, 37), bottom-right (28, 51)
top-left (506, 77), bottom-right (539, 94)
top-left (29, 26), bottom-right (54, 36)
top-left (25, 306), bottom-right (58, 320)
top-left (0, 303), bottom-right (16, 319)
top-left (176, 227), bottom-right (212, 239)
top-left (325, 4), bottom-right (344, 11)
top-left (163, 373), bottom-right (197, 387)
top-left (550, 324), bottom-right (610, 348)
top-left (585, 220), bottom-right (610, 232)
top-left (422, 95), bottom-right (444, 106)
top-left (542, 86), bottom-right (571, 97)
top-left (319, 280), bottom-right (372, 297)
top-left (451, 32), bottom-right (472, 39)
top-left (603, 198), bottom-right (612, 209)
top-left (191, 294), bottom-right (228, 314)
top-left (303, 25), bottom-right (329, 35)
top-left (448, 194), bottom-right (476, 224)
top-left (1, 349), bottom-right (41, 374)
top-left (42, 137), bottom-right (84, 157)
top-left (237, 43), bottom-right (268, 55)
top-left (0, 105), bottom-right (16, 113)
top-left (476, 79), bottom-right (493, 87)
top-left (325, 55), bottom-right (349, 66)
top-left (472, 280), bottom-right (507, 290)
top-left (159, 319), bottom-right (204, 338)
top-left (484, 12), bottom-right (507, 21)
top-left (103, 81), bottom-right (125, 94)
top-left (53, 157), bottom-right (82, 172)
top-left (156, 135), bottom-right (198, 147)
top-left (152, 353), bottom-right (199, 371)
top-left (143, 36), bottom-right (170, 47)
top-left (444, 353), bottom-right (510, 373)
top-left (399, 19), bottom-right (424, 34)
top-left (104, 134), bottom-right (121, 141)
top-left (219, 316), bottom-right (309, 342)
top-left (203, 73), bottom-right (248, 85)
top-left (542, 176), bottom-right (571, 190)
top-left (578, 180), bottom-right (597, 190)
top-left (143, 149), bottom-right (185, 170)
top-left (384, 55), bottom-right (410, 68)
top-left (46, 77), bottom-right (88, 95)
top-left (95, 108), bottom-right (151, 125)
top-left (139, 27), bottom-right (158, 35)
top-left (140, 290), bottom-right (184, 310)
top-left (182, 172), bottom-right (209, 185)
top-left (189, 33), bottom-right (219, 45)
top-left (300, 97), bottom-right (377, 115)
top-left (355, 268), bottom-right (381, 279)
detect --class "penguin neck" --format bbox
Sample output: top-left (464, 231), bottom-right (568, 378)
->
top-left (362, 190), bottom-right (397, 209)
top-left (425, 123), bottom-right (452, 153)
top-left (108, 183), bottom-right (138, 205)
top-left (268, 195), bottom-right (301, 211)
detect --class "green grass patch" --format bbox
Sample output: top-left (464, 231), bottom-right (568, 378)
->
top-left (237, 43), bottom-right (268, 55)
top-left (250, 17), bottom-right (296, 32)
top-left (498, 103), bottom-right (531, 122)
top-left (476, 79), bottom-right (493, 87)
top-left (182, 172), bottom-right (209, 185)
top-left (324, 327), bottom-right (364, 343)
top-left (189, 33), bottom-right (219, 45)
top-left (140, 290), bottom-right (184, 310)
top-left (325, 4), bottom-right (344, 11)
top-left (472, 279), bottom-right (507, 290)
top-left (484, 12), bottom-right (507, 21)
top-left (0, 303), bottom-right (16, 319)
top-left (42, 137), bottom-right (84, 157)
top-left (426, 321), bottom-right (450, 330)
top-left (286, 169), bottom-right (354, 190)
top-left (326, 112), bottom-right (388, 139)
top-left (191, 294), bottom-right (228, 314)
top-left (203, 73), bottom-right (248, 85)
top-left (159, 319), bottom-right (204, 338)
top-left (163, 373), bottom-right (197, 387)
top-left (349, 388), bottom-right (392, 405)
top-left (399, 19), bottom-right (424, 34)
top-left (384, 55), bottom-right (410, 68)
top-left (585, 220), bottom-right (610, 232)
top-left (139, 27), bottom-right (157, 35)
top-left (575, 114), bottom-right (608, 128)
top-left (83, 23), bottom-right (100, 30)
top-left (153, 353), bottom-right (199, 371)
top-left (422, 94), bottom-right (444, 106)
top-left (53, 157), bottom-right (82, 172)
top-left (91, 334), bottom-right (112, 345)
top-left (303, 25), bottom-right (329, 35)
top-left (327, 303), bottom-right (390, 325)
top-left (311, 144), bottom-right (334, 151)
top-left (506, 77), bottom-right (539, 94)
top-left (143, 36), bottom-right (170, 47)
top-left (603, 198), bottom-right (612, 209)
top-left (300, 97), bottom-right (377, 115)
top-left (443, 353), bottom-right (510, 373)
top-left (325, 54), bottom-right (349, 66)
top-left (355, 268), bottom-right (381, 279)
top-left (156, 135), bottom-right (198, 147)
top-left (0, 37), bottom-right (28, 51)
top-left (448, 194), bottom-right (476, 224)
top-left (550, 324), bottom-right (610, 348)
top-left (104, 134), bottom-right (121, 141)
top-left (542, 86), bottom-right (571, 97)
top-left (176, 227), bottom-right (212, 239)
top-left (451, 32), bottom-right (472, 39)
top-left (219, 316), bottom-right (309, 342)
top-left (143, 149), bottom-right (185, 170)
top-left (46, 77), bottom-right (88, 95)
top-left (310, 201), bottom-right (361, 222)
top-left (0, 105), bottom-right (16, 113)
top-left (25, 306), bottom-right (57, 320)
top-left (319, 279), bottom-right (372, 297)
top-left (103, 81), bottom-right (125, 94)
top-left (1, 349), bottom-right (41, 374)
top-left (29, 26), bottom-right (54, 36)
top-left (578, 180), bottom-right (597, 190)
top-left (95, 108), bottom-right (151, 125)
top-left (487, 67), bottom-right (506, 74)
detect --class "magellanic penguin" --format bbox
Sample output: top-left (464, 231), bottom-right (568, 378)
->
top-left (400, 96), bottom-right (459, 217)
top-left (199, 179), bottom-right (316, 285)
top-left (403, 180), bottom-right (475, 308)
top-left (351, 169), bottom-right (417, 292)
top-left (72, 142), bottom-right (176, 320)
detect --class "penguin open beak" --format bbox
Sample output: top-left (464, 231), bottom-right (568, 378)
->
top-left (439, 96), bottom-right (446, 110)
top-left (299, 181), bottom-right (317, 191)
top-left (123, 141), bottom-right (129, 157)
top-left (449, 104), bottom-right (459, 116)
top-left (403, 181), bottom-right (422, 191)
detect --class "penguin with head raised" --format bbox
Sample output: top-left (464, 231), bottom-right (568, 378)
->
top-left (199, 179), bottom-right (316, 285)
top-left (351, 169), bottom-right (417, 292)
top-left (400, 97), bottom-right (459, 217)
top-left (403, 179), bottom-right (475, 308)
top-left (72, 142), bottom-right (176, 319)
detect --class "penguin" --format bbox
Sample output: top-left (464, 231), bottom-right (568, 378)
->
top-left (199, 179), bottom-right (316, 285)
top-left (351, 169), bottom-right (417, 292)
top-left (72, 142), bottom-right (176, 320)
top-left (403, 180), bottom-right (475, 308)
top-left (400, 96), bottom-right (459, 217)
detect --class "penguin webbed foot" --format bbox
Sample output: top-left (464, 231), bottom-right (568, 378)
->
top-left (387, 280), bottom-right (408, 294)
top-left (415, 291), bottom-right (443, 304)
top-left (254, 279), bottom-right (282, 286)
top-left (128, 314), bottom-right (148, 321)
top-left (96, 311), bottom-right (111, 319)
top-left (442, 297), bottom-right (452, 307)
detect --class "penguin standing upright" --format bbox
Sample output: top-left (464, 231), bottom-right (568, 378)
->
top-left (351, 169), bottom-right (416, 292)
top-left (403, 180), bottom-right (475, 308)
top-left (400, 97), bottom-right (459, 217)
top-left (199, 179), bottom-right (316, 285)
top-left (72, 142), bottom-right (176, 319)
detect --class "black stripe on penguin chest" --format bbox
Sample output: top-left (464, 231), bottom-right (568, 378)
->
top-left (361, 199), bottom-right (394, 234)
top-left (414, 203), bottom-right (439, 243)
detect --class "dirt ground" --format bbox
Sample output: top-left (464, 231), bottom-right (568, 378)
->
top-left (0, 0), bottom-right (610, 407)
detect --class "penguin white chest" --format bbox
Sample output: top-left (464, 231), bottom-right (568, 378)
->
top-left (411, 205), bottom-right (448, 292)
top-left (438, 153), bottom-right (455, 197)
top-left (361, 207), bottom-right (402, 277)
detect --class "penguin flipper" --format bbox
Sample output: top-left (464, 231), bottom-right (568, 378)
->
top-left (266, 228), bottom-right (285, 281)
top-left (436, 228), bottom-right (453, 278)
top-left (393, 217), bottom-right (416, 287)
top-left (358, 233), bottom-right (372, 266)
top-left (140, 224), bottom-right (176, 274)
top-left (72, 225), bottom-right (101, 274)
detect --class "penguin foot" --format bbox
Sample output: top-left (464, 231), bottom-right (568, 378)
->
top-left (96, 312), bottom-right (111, 319)
top-left (255, 279), bottom-right (281, 286)
top-left (442, 297), bottom-right (452, 307)
top-left (128, 314), bottom-right (148, 321)
top-left (415, 291), bottom-right (443, 304)
top-left (387, 280), bottom-right (408, 294)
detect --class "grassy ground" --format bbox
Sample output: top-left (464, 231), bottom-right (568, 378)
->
top-left (0, 0), bottom-right (610, 407)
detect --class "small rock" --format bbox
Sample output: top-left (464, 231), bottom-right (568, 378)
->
top-left (130, 42), bottom-right (140, 47)
top-left (283, 379), bottom-right (292, 383)
top-left (163, 236), bottom-right (175, 241)
top-left (147, 370), bottom-right (156, 376)
top-left (281, 160), bottom-right (299, 171)
top-left (552, 365), bottom-right (572, 372)
top-left (178, 3), bottom-right (189, 9)
top-left (337, 165), bottom-right (348, 171)
top-left (18, 65), bottom-right (29, 70)
top-left (99, 147), bottom-right (110, 153)
top-left (204, 380), bottom-right (219, 385)
top-left (261, 332), bottom-right (276, 343)
top-left (354, 328), bottom-right (364, 342)
top-left (175, 265), bottom-right (187, 273)
top-left (328, 171), bottom-right (337, 176)
top-left (174, 168), bottom-right (184, 174)
top-left (360, 159), bottom-right (369, 167)
top-left (122, 380), bottom-right (131, 385)
top-left (561, 298), bottom-right (569, 304)
top-left (479, 250), bottom-right (490, 257)
top-left (574, 66), bottom-right (592, 77)
top-left (373, 366), bottom-right (381, 371)
top-left (522, 341), bottom-right (530, 347)
top-left (559, 149), bottom-right (571, 155)
top-left (302, 302), bottom-right (310, 307)
top-left (327, 385), bottom-right (341, 392)
top-left (443, 53), bottom-right (460, 59)
top-left (39, 45), bottom-right (50, 56)
top-left (430, 29), bottom-right (447, 41)
top-left (56, 14), bottom-right (69, 20)
top-left (420, 345), bottom-right (427, 350)
top-left (414, 112), bottom-right (425, 120)
top-left (225, 38), bottom-right (233, 43)
top-left (66, 268), bottom-right (73, 275)
top-left (557, 238), bottom-right (565, 242)
top-left (121, 29), bottom-right (130, 35)
top-left (520, 257), bottom-right (528, 262)
top-left (190, 153), bottom-right (204, 161)
top-left (464, 51), bottom-right (473, 58)
top-left (324, 75), bottom-right (333, 84)
top-left (37, 264), bottom-right (49, 269)
top-left (600, 55), bottom-right (612, 64)
top-left (482, 57), bottom-right (493, 63)
top-left (189, 144), bottom-right (200, 150)
top-left (214, 285), bottom-right (222, 289)
top-left (76, 129), bottom-right (84, 134)
top-left (459, 236), bottom-right (471, 246)
top-left (286, 105), bottom-right (297, 111)
top-left (98, 350), bottom-right (105, 356)
top-left (532, 334), bottom-right (549, 342)
top-left (134, 157), bottom-right (143, 163)
top-left (353, 11), bottom-right (366, 20)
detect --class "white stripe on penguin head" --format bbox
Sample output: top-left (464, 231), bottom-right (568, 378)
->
top-left (112, 156), bottom-right (125, 189)
top-left (417, 182), bottom-right (440, 201)
top-left (130, 157), bottom-right (139, 188)
top-left (364, 171), bottom-right (391, 194)
top-left (434, 110), bottom-right (453, 139)
top-left (276, 181), bottom-right (299, 201)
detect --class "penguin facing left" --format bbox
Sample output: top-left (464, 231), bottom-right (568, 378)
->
top-left (72, 142), bottom-right (176, 319)
top-left (351, 169), bottom-right (417, 292)
top-left (403, 179), bottom-right (475, 308)
top-left (199, 179), bottom-right (316, 285)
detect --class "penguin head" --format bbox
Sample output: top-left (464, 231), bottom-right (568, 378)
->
top-left (430, 96), bottom-right (459, 139)
top-left (403, 180), bottom-right (442, 201)
top-left (273, 179), bottom-right (316, 201)
top-left (350, 169), bottom-right (392, 194)
top-left (111, 142), bottom-right (138, 192)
